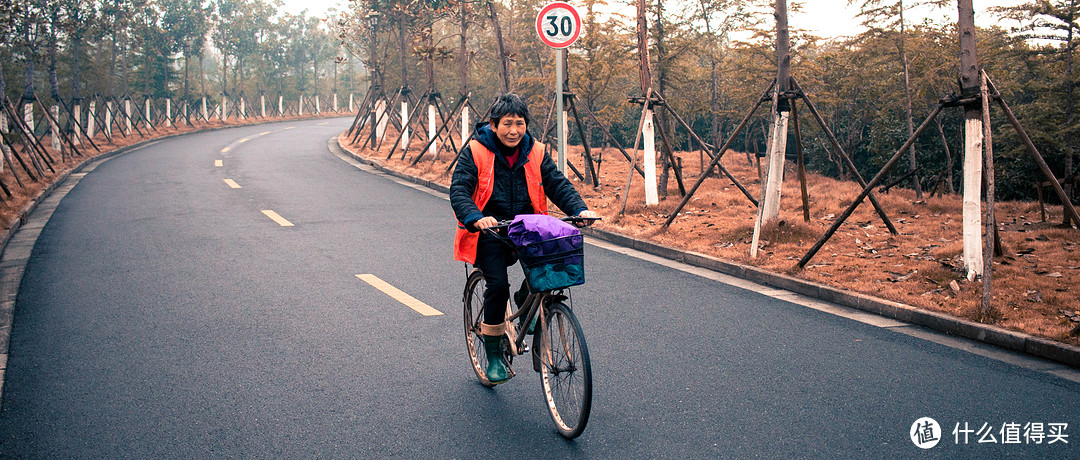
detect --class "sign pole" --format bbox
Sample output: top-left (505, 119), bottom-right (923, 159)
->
top-left (536, 1), bottom-right (581, 175)
top-left (556, 50), bottom-right (566, 172)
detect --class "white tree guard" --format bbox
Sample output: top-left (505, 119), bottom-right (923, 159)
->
top-left (643, 109), bottom-right (659, 205)
top-left (428, 103), bottom-right (437, 158)
top-left (375, 100), bottom-right (388, 138)
top-left (963, 115), bottom-right (984, 279)
top-left (401, 101), bottom-right (409, 149)
top-left (461, 105), bottom-right (470, 146)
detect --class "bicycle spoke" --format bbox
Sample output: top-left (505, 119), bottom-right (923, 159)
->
top-left (539, 302), bottom-right (592, 438)
top-left (464, 269), bottom-right (494, 387)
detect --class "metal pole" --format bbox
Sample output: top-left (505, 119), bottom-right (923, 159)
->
top-left (556, 49), bottom-right (566, 173)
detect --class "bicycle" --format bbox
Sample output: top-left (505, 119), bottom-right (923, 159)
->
top-left (462, 215), bottom-right (598, 439)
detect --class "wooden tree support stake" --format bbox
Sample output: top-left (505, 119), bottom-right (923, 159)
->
top-left (985, 74), bottom-right (1080, 227)
top-left (574, 96), bottom-right (644, 179)
top-left (798, 104), bottom-right (945, 268)
top-left (411, 93), bottom-right (468, 166)
top-left (661, 79), bottom-right (775, 228)
top-left (979, 71), bottom-right (996, 321)
top-left (388, 89), bottom-right (431, 160)
top-left (566, 95), bottom-right (599, 187)
top-left (790, 77), bottom-right (898, 235)
top-left (34, 94), bottom-right (83, 159)
top-left (791, 102), bottom-right (810, 222)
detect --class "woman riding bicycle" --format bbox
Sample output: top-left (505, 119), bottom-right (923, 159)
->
top-left (450, 93), bottom-right (598, 384)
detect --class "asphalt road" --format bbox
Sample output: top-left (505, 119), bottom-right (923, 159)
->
top-left (0, 117), bottom-right (1076, 458)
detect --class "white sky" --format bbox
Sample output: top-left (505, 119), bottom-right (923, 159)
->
top-left (791, 0), bottom-right (1022, 40)
top-left (276, 0), bottom-right (1024, 39)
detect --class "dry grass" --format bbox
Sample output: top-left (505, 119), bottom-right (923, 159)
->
top-left (341, 127), bottom-right (1080, 347)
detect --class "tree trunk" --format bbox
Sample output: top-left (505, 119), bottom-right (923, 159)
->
top-left (145, 43), bottom-right (153, 97)
top-left (899, 1), bottom-right (923, 199)
top-left (488, 2), bottom-right (510, 94)
top-left (459, 1), bottom-right (468, 97)
top-left (751, 0), bottom-right (793, 259)
top-left (120, 33), bottom-right (130, 96)
top-left (1063, 0), bottom-right (1077, 224)
top-left (958, 0), bottom-right (983, 279)
top-left (636, 0), bottom-right (651, 93)
top-left (222, 53), bottom-right (228, 96)
top-left (22, 11), bottom-right (36, 109)
top-left (636, 0), bottom-right (658, 205)
top-left (109, 31), bottom-right (118, 94)
top-left (459, 1), bottom-right (470, 139)
top-left (72, 19), bottom-right (83, 102)
top-left (654, 0), bottom-right (671, 197)
top-left (399, 18), bottom-right (407, 89)
top-left (182, 45), bottom-right (189, 101)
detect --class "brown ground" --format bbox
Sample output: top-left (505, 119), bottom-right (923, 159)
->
top-left (339, 128), bottom-right (1080, 347)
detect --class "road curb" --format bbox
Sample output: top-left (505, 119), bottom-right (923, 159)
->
top-left (333, 136), bottom-right (1080, 370)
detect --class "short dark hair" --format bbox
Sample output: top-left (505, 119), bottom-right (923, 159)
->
top-left (488, 93), bottom-right (531, 126)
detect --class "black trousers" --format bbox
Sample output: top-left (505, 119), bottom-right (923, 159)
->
top-left (474, 234), bottom-right (524, 325)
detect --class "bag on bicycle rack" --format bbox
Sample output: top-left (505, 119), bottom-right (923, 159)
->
top-left (508, 214), bottom-right (585, 292)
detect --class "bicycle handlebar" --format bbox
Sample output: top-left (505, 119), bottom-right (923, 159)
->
top-left (480, 215), bottom-right (601, 238)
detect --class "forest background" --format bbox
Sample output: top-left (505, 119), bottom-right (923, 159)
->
top-left (3, 0), bottom-right (1076, 205)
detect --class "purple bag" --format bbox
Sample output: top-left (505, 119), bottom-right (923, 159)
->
top-left (507, 215), bottom-right (585, 291)
top-left (507, 214), bottom-right (581, 247)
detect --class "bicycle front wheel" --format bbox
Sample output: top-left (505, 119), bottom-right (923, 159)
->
top-left (538, 301), bottom-right (592, 438)
top-left (463, 269), bottom-right (495, 387)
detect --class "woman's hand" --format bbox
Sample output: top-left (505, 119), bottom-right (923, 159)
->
top-left (474, 216), bottom-right (498, 230)
top-left (576, 210), bottom-right (599, 227)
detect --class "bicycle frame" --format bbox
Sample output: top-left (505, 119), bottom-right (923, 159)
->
top-left (502, 285), bottom-right (569, 357)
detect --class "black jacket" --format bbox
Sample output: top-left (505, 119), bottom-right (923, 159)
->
top-left (451, 122), bottom-right (587, 228)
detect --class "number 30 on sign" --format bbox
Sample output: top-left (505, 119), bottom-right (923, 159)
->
top-left (535, 2), bottom-right (581, 49)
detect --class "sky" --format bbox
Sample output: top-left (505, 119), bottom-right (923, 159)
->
top-left (276, 0), bottom-right (1024, 39)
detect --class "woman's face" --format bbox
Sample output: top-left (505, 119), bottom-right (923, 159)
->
top-left (492, 114), bottom-right (526, 148)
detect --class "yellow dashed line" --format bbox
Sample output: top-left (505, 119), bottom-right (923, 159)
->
top-left (221, 147), bottom-right (231, 153)
top-left (215, 160), bottom-right (223, 167)
top-left (223, 179), bottom-right (241, 188)
top-left (239, 138), bottom-right (249, 143)
top-left (356, 274), bottom-right (443, 316)
top-left (259, 131), bottom-right (271, 136)
top-left (284, 126), bottom-right (296, 130)
top-left (261, 210), bottom-right (294, 227)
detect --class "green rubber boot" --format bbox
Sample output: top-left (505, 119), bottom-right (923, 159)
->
top-left (483, 334), bottom-right (512, 384)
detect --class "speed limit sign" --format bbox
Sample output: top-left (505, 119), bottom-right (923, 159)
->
top-left (535, 2), bottom-right (581, 49)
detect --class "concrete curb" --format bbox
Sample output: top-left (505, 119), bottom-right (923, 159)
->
top-left (333, 136), bottom-right (1080, 370)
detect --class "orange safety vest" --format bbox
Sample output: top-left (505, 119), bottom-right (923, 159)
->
top-left (454, 139), bottom-right (547, 264)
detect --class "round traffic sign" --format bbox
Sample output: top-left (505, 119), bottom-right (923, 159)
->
top-left (535, 2), bottom-right (581, 49)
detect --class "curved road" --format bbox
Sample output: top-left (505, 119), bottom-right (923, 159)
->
top-left (0, 117), bottom-right (1076, 458)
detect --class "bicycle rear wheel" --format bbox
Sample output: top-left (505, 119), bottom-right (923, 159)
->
top-left (538, 301), bottom-right (592, 438)
top-left (463, 269), bottom-right (495, 387)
